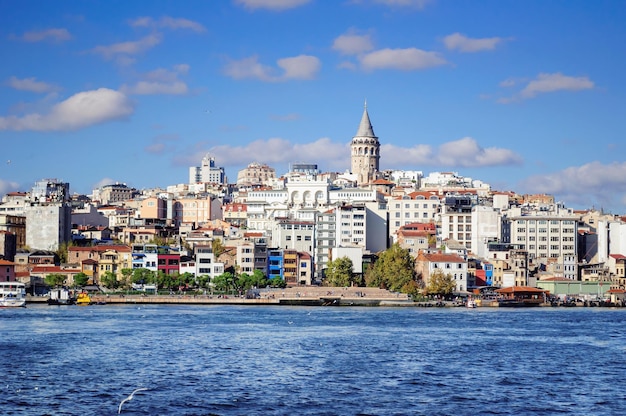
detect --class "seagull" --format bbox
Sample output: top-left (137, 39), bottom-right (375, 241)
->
top-left (288, 320), bottom-right (294, 325)
top-left (118, 387), bottom-right (148, 414)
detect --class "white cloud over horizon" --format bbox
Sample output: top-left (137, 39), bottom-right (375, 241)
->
top-left (0, 179), bottom-right (20, 196)
top-left (382, 137), bottom-right (523, 168)
top-left (0, 88), bottom-right (134, 131)
top-left (176, 136), bottom-right (522, 173)
top-left (223, 55), bottom-right (320, 81)
top-left (443, 33), bottom-right (505, 52)
top-left (519, 161), bottom-right (626, 212)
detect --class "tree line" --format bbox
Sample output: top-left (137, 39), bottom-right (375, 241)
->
top-left (324, 243), bottom-right (456, 297)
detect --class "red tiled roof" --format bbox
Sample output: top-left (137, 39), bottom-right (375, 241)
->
top-left (609, 254), bottom-right (626, 260)
top-left (422, 253), bottom-right (465, 263)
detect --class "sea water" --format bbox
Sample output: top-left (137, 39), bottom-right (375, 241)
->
top-left (1, 305), bottom-right (625, 415)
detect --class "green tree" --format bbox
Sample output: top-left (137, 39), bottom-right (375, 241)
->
top-left (157, 270), bottom-right (176, 290)
top-left (425, 269), bottom-right (456, 297)
top-left (269, 276), bottom-right (286, 289)
top-left (251, 269), bottom-right (268, 288)
top-left (365, 243), bottom-right (416, 292)
top-left (132, 268), bottom-right (154, 285)
top-left (45, 273), bottom-right (66, 287)
top-left (212, 239), bottom-right (225, 258)
top-left (73, 272), bottom-right (89, 288)
top-left (324, 256), bottom-right (355, 287)
top-left (120, 268), bottom-right (133, 289)
top-left (213, 272), bottom-right (235, 293)
top-left (196, 275), bottom-right (210, 289)
top-left (100, 271), bottom-right (118, 289)
top-left (56, 240), bottom-right (75, 264)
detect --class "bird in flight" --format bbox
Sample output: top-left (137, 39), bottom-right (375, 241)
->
top-left (118, 387), bottom-right (148, 414)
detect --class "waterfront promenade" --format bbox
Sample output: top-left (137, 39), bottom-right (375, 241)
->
top-left (27, 286), bottom-right (415, 307)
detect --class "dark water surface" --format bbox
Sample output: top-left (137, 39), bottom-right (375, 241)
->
top-left (1, 305), bottom-right (625, 415)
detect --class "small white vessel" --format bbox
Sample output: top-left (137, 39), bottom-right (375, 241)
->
top-left (466, 298), bottom-right (477, 308)
top-left (0, 281), bottom-right (27, 307)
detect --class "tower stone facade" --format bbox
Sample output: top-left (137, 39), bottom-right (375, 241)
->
top-left (350, 103), bottom-right (380, 186)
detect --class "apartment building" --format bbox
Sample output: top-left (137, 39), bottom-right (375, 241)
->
top-left (388, 191), bottom-right (440, 242)
top-left (505, 205), bottom-right (578, 263)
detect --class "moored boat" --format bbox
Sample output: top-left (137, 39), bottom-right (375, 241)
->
top-left (466, 298), bottom-right (477, 308)
top-left (47, 288), bottom-right (75, 305)
top-left (76, 292), bottom-right (92, 306)
top-left (0, 281), bottom-right (27, 307)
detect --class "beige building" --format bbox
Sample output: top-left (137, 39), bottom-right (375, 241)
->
top-left (236, 162), bottom-right (276, 187)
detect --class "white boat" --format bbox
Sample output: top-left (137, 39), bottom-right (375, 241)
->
top-left (0, 281), bottom-right (27, 307)
top-left (48, 288), bottom-right (75, 305)
top-left (466, 298), bottom-right (477, 308)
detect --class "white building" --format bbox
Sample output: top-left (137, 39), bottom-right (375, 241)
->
top-left (189, 153), bottom-right (226, 185)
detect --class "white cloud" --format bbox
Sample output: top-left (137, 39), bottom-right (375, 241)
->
top-left (499, 72), bottom-right (594, 103)
top-left (7, 76), bottom-right (60, 93)
top-left (382, 137), bottom-right (523, 168)
top-left (18, 28), bottom-right (72, 42)
top-left (122, 81), bottom-right (188, 95)
top-left (177, 136), bottom-right (520, 175)
top-left (91, 33), bottom-right (162, 60)
top-left (277, 55), bottom-right (321, 80)
top-left (270, 113), bottom-right (301, 121)
top-left (370, 0), bottom-right (432, 8)
top-left (0, 179), bottom-right (20, 196)
top-left (92, 177), bottom-right (118, 190)
top-left (0, 88), bottom-right (134, 131)
top-left (121, 65), bottom-right (190, 95)
top-left (519, 161), bottom-right (626, 212)
top-left (359, 48), bottom-right (447, 71)
top-left (180, 137), bottom-right (349, 171)
top-left (129, 16), bottom-right (206, 33)
top-left (520, 72), bottom-right (594, 99)
top-left (443, 33), bottom-right (504, 52)
top-left (223, 55), bottom-right (320, 81)
top-left (235, 0), bottom-right (312, 11)
top-left (332, 33), bottom-right (374, 55)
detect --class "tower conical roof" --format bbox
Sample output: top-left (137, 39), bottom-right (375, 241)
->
top-left (355, 102), bottom-right (376, 138)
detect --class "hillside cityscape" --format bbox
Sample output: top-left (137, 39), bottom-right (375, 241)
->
top-left (1, 106), bottom-right (625, 303)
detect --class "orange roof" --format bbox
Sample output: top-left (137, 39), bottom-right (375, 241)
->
top-left (370, 179), bottom-right (394, 185)
top-left (0, 259), bottom-right (15, 265)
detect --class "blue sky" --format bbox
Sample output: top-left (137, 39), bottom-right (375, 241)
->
top-left (1, 0), bottom-right (625, 213)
